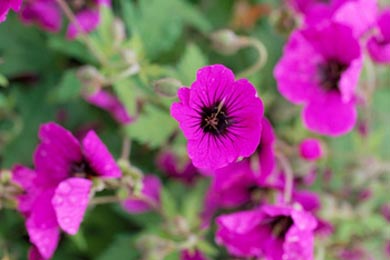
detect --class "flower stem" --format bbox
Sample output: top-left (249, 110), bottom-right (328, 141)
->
top-left (55, 0), bottom-right (108, 66)
top-left (276, 152), bottom-right (294, 204)
top-left (237, 37), bottom-right (268, 78)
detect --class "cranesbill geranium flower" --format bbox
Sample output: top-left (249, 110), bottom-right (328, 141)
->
top-left (20, 0), bottom-right (110, 39)
top-left (216, 204), bottom-right (317, 259)
top-left (122, 175), bottom-right (161, 214)
top-left (274, 22), bottom-right (362, 136)
top-left (0, 0), bottom-right (22, 22)
top-left (13, 122), bottom-right (121, 259)
top-left (367, 9), bottom-right (390, 64)
top-left (84, 89), bottom-right (132, 124)
top-left (288, 0), bottom-right (378, 37)
top-left (171, 64), bottom-right (264, 170)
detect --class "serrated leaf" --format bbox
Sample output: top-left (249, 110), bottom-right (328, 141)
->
top-left (126, 104), bottom-right (177, 148)
top-left (161, 188), bottom-right (178, 218)
top-left (112, 78), bottom-right (139, 116)
top-left (127, 0), bottom-right (211, 59)
top-left (177, 43), bottom-right (208, 85)
top-left (51, 70), bottom-right (82, 103)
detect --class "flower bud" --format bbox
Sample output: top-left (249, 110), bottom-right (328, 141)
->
top-left (153, 77), bottom-right (182, 98)
top-left (210, 29), bottom-right (243, 55)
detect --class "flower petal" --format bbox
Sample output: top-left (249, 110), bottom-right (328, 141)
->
top-left (81, 130), bottom-right (122, 178)
top-left (52, 178), bottom-right (92, 235)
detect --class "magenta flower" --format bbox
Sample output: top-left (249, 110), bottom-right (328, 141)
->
top-left (367, 9), bottom-right (390, 64)
top-left (171, 64), bottom-right (264, 170)
top-left (156, 151), bottom-right (200, 185)
top-left (288, 0), bottom-right (378, 36)
top-left (12, 122), bottom-right (121, 259)
top-left (84, 89), bottom-right (132, 125)
top-left (0, 0), bottom-right (22, 22)
top-left (20, 0), bottom-right (109, 39)
top-left (181, 249), bottom-right (208, 260)
top-left (216, 204), bottom-right (317, 259)
top-left (299, 138), bottom-right (323, 161)
top-left (122, 175), bottom-right (161, 214)
top-left (274, 22), bottom-right (362, 136)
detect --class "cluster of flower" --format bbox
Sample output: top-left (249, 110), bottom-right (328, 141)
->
top-left (0, 0), bottom-right (389, 259)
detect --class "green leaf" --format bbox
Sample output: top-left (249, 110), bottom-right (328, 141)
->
top-left (112, 78), bottom-right (139, 117)
top-left (161, 188), bottom-right (178, 218)
top-left (0, 74), bottom-right (8, 87)
top-left (177, 43), bottom-right (208, 85)
top-left (97, 234), bottom-right (139, 260)
top-left (50, 70), bottom-right (82, 103)
top-left (197, 240), bottom-right (218, 256)
top-left (182, 180), bottom-right (208, 229)
top-left (125, 0), bottom-right (211, 59)
top-left (126, 104), bottom-right (177, 148)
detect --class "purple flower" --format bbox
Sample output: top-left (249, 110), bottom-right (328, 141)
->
top-left (367, 9), bottom-right (390, 64)
top-left (180, 249), bottom-right (208, 260)
top-left (156, 151), bottom-right (200, 185)
top-left (216, 204), bottom-right (317, 259)
top-left (299, 138), bottom-right (323, 161)
top-left (84, 89), bottom-right (132, 125)
top-left (122, 175), bottom-right (161, 214)
top-left (288, 0), bottom-right (378, 37)
top-left (12, 122), bottom-right (121, 259)
top-left (274, 22), bottom-right (362, 136)
top-left (0, 0), bottom-right (22, 22)
top-left (171, 64), bottom-right (264, 170)
top-left (20, 0), bottom-right (109, 39)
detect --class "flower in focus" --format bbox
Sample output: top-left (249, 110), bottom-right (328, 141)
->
top-left (215, 204), bottom-right (317, 259)
top-left (299, 138), bottom-right (323, 161)
top-left (0, 0), bottom-right (22, 22)
top-left (122, 175), bottom-right (161, 214)
top-left (12, 122), bottom-right (121, 259)
top-left (84, 89), bottom-right (132, 125)
top-left (274, 22), bottom-right (362, 136)
top-left (367, 9), bottom-right (390, 64)
top-left (171, 64), bottom-right (264, 170)
top-left (20, 0), bottom-right (110, 39)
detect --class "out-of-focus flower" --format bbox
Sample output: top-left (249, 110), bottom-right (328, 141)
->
top-left (12, 122), bottom-right (121, 259)
top-left (156, 151), bottom-right (199, 185)
top-left (171, 64), bottom-right (264, 170)
top-left (20, 0), bottom-right (110, 39)
top-left (122, 175), bottom-right (161, 214)
top-left (180, 249), bottom-right (208, 260)
top-left (381, 203), bottom-right (390, 222)
top-left (274, 22), bottom-right (362, 136)
top-left (287, 0), bottom-right (378, 37)
top-left (0, 0), bottom-right (22, 22)
top-left (299, 138), bottom-right (323, 161)
top-left (216, 204), bottom-right (317, 259)
top-left (367, 9), bottom-right (390, 64)
top-left (84, 89), bottom-right (132, 125)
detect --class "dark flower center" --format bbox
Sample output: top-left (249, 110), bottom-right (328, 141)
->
top-left (268, 216), bottom-right (294, 239)
top-left (200, 100), bottom-right (232, 135)
top-left (318, 60), bottom-right (348, 92)
top-left (70, 159), bottom-right (95, 178)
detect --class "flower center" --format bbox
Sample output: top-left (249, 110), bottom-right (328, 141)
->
top-left (318, 60), bottom-right (347, 92)
top-left (268, 216), bottom-right (294, 239)
top-left (70, 159), bottom-right (95, 178)
top-left (200, 100), bottom-right (231, 135)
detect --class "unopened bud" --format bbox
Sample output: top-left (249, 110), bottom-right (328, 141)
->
top-left (77, 66), bottom-right (106, 95)
top-left (121, 49), bottom-right (138, 65)
top-left (210, 29), bottom-right (243, 55)
top-left (153, 77), bottom-right (182, 98)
